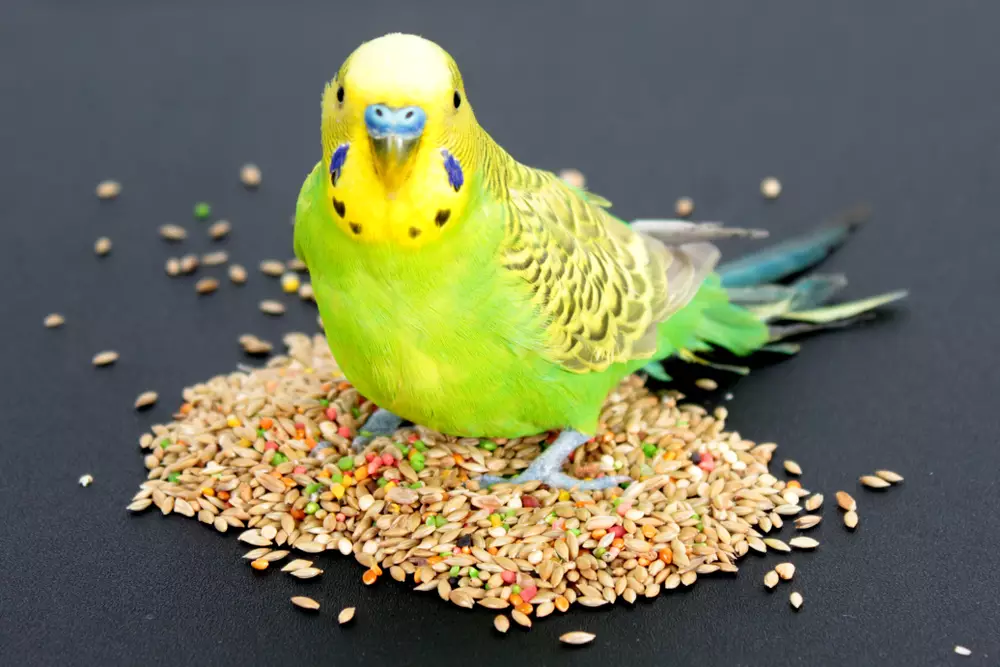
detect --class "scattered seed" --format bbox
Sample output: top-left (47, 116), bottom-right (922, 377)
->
top-left (560, 631), bottom-right (596, 646)
top-left (804, 494), bottom-right (824, 511)
top-left (763, 538), bottom-right (791, 552)
top-left (764, 570), bottom-right (780, 589)
top-left (179, 255), bottom-right (199, 274)
top-left (775, 562), bottom-right (796, 580)
top-left (96, 180), bottom-right (121, 199)
top-left (229, 264), bottom-right (248, 284)
top-left (875, 470), bottom-right (904, 483)
top-left (783, 460), bottom-right (802, 475)
top-left (134, 391), bottom-right (158, 409)
top-left (954, 646), bottom-right (972, 656)
top-left (761, 177), bottom-right (782, 199)
top-left (78, 474), bottom-right (94, 487)
top-left (159, 224), bottom-right (187, 241)
top-left (281, 272), bottom-right (301, 294)
top-left (493, 615), bottom-right (509, 633)
top-left (208, 220), bottom-right (231, 240)
top-left (675, 196), bottom-right (694, 217)
top-left (338, 607), bottom-right (356, 625)
top-left (239, 334), bottom-right (273, 355)
top-left (250, 559), bottom-right (268, 571)
top-left (281, 559), bottom-right (313, 572)
top-left (860, 475), bottom-right (891, 489)
top-left (240, 163), bottom-right (262, 188)
top-left (695, 378), bottom-right (717, 391)
top-left (558, 168), bottom-right (585, 188)
top-left (259, 260), bottom-right (285, 277)
top-left (794, 515), bottom-right (822, 530)
top-left (291, 567), bottom-right (324, 579)
top-left (92, 350), bottom-right (119, 367)
top-left (511, 609), bottom-right (531, 628)
top-left (202, 251), bottom-right (228, 266)
top-left (291, 596), bottom-right (320, 611)
top-left (44, 313), bottom-right (65, 328)
top-left (259, 300), bottom-right (285, 316)
top-left (165, 258), bottom-right (181, 276)
top-left (836, 491), bottom-right (857, 512)
top-left (790, 536), bottom-right (819, 550)
top-left (844, 510), bottom-right (859, 529)
top-left (789, 591), bottom-right (803, 609)
top-left (94, 237), bottom-right (112, 256)
top-left (287, 258), bottom-right (307, 271)
top-left (195, 278), bottom-right (219, 295)
top-left (298, 283), bottom-right (315, 301)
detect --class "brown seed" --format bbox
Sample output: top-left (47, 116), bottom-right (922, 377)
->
top-left (179, 255), bottom-right (199, 274)
top-left (695, 378), bottom-right (718, 391)
top-left (259, 260), bottom-right (285, 277)
top-left (789, 591), bottom-right (803, 609)
top-left (836, 491), bottom-right (857, 511)
top-left (675, 196), bottom-right (694, 217)
top-left (259, 300), bottom-right (285, 316)
top-left (775, 562), bottom-right (796, 580)
top-left (493, 615), bottom-right (509, 633)
top-left (804, 494), bottom-right (824, 511)
top-left (229, 264), bottom-right (248, 284)
top-left (195, 278), bottom-right (219, 295)
top-left (44, 313), bottom-right (65, 328)
top-left (92, 350), bottom-right (119, 367)
top-left (559, 631), bottom-right (596, 646)
top-left (96, 180), bottom-right (121, 199)
top-left (789, 536), bottom-right (819, 550)
top-left (201, 251), bottom-right (228, 266)
top-left (94, 237), bottom-right (112, 256)
top-left (860, 475), bottom-right (891, 489)
top-left (240, 163), bottom-right (262, 188)
top-left (844, 510), bottom-right (859, 529)
top-left (291, 596), bottom-right (320, 611)
top-left (134, 391), bottom-right (158, 409)
top-left (558, 168), bottom-right (585, 189)
top-left (794, 515), bottom-right (822, 530)
top-left (337, 607), bottom-right (356, 625)
top-left (875, 470), bottom-right (904, 483)
top-left (763, 570), bottom-right (779, 589)
top-left (783, 460), bottom-right (802, 476)
top-left (159, 224), bottom-right (188, 241)
top-left (208, 220), bottom-right (231, 240)
top-left (165, 258), bottom-right (181, 276)
top-left (761, 177), bottom-right (782, 199)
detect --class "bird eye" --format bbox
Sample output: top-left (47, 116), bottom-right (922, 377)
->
top-left (453, 91), bottom-right (461, 109)
top-left (337, 86), bottom-right (345, 103)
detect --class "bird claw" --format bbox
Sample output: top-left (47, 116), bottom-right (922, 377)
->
top-left (351, 408), bottom-right (406, 452)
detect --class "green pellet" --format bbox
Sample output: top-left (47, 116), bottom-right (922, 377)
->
top-left (271, 453), bottom-right (288, 465)
top-left (167, 472), bottom-right (180, 483)
top-left (511, 584), bottom-right (521, 594)
top-left (193, 202), bottom-right (212, 220)
top-left (331, 473), bottom-right (343, 484)
top-left (319, 399), bottom-right (329, 407)
top-left (305, 502), bottom-right (319, 514)
top-left (413, 440), bottom-right (427, 452)
top-left (377, 477), bottom-right (388, 487)
top-left (338, 456), bottom-right (355, 471)
top-left (469, 567), bottom-right (479, 579)
top-left (449, 565), bottom-right (461, 577)
top-left (643, 443), bottom-right (657, 458)
top-left (411, 453), bottom-right (426, 472)
top-left (304, 483), bottom-right (322, 496)
top-left (160, 439), bottom-right (170, 449)
top-left (479, 439), bottom-right (497, 451)
top-left (351, 407), bottom-right (361, 418)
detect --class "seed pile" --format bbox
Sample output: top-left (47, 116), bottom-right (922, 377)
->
top-left (129, 332), bottom-right (846, 627)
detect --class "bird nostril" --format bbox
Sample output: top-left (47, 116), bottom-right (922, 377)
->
top-left (375, 108), bottom-right (383, 117)
top-left (405, 111), bottom-right (414, 119)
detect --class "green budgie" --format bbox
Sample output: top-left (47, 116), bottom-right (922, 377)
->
top-left (294, 33), bottom-right (906, 490)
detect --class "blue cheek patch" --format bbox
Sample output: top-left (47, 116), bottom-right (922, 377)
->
top-left (441, 149), bottom-right (464, 192)
top-left (330, 144), bottom-right (349, 186)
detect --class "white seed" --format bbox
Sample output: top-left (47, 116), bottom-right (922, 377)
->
top-left (92, 350), bottom-right (119, 366)
top-left (789, 591), bottom-right (803, 609)
top-left (783, 460), bottom-right (802, 475)
top-left (134, 391), bottom-right (158, 409)
top-left (836, 491), bottom-right (857, 511)
top-left (96, 180), bottom-right (121, 199)
top-left (558, 168), bottom-right (585, 189)
top-left (764, 570), bottom-right (779, 589)
top-left (559, 631), bottom-right (596, 646)
top-left (94, 237), bottom-right (112, 256)
top-left (511, 609), bottom-right (531, 628)
top-left (179, 255), bottom-right (199, 274)
top-left (291, 567), bottom-right (324, 579)
top-left (259, 260), bottom-right (285, 277)
top-left (844, 510), bottom-right (859, 529)
top-left (240, 163), bottom-right (262, 188)
top-left (761, 177), bottom-right (782, 199)
top-left (337, 607), bottom-right (356, 625)
top-left (298, 283), bottom-right (315, 301)
top-left (790, 536), bottom-right (819, 550)
top-left (229, 264), bottom-right (248, 284)
top-left (804, 494), bottom-right (824, 511)
top-left (493, 615), bottom-right (509, 633)
top-left (281, 559), bottom-right (313, 572)
top-left (875, 470), bottom-right (904, 483)
top-left (165, 258), bottom-right (181, 276)
top-left (775, 562), bottom-right (796, 580)
top-left (860, 475), bottom-right (891, 489)
top-left (201, 251), bottom-right (228, 266)
top-left (675, 196), bottom-right (694, 217)
top-left (259, 300), bottom-right (285, 316)
top-left (44, 313), bottom-right (65, 328)
top-left (954, 646), bottom-right (972, 656)
top-left (291, 596), bottom-right (320, 611)
top-left (159, 224), bottom-right (187, 241)
top-left (78, 474), bottom-right (94, 487)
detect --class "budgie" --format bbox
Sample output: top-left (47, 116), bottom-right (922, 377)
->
top-left (294, 33), bottom-right (905, 490)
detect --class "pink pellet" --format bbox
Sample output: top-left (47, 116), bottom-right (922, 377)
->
top-left (337, 426), bottom-right (351, 439)
top-left (325, 407), bottom-right (338, 421)
top-left (367, 459), bottom-right (381, 475)
top-left (609, 525), bottom-right (626, 538)
top-left (381, 453), bottom-right (394, 466)
top-left (501, 571), bottom-right (517, 584)
top-left (264, 441), bottom-right (279, 451)
top-left (698, 453), bottom-right (715, 472)
top-left (522, 495), bottom-right (539, 508)
top-left (616, 502), bottom-right (632, 517)
top-left (365, 452), bottom-right (376, 462)
top-left (520, 585), bottom-right (538, 602)
top-left (335, 513), bottom-right (346, 522)
top-left (293, 465), bottom-right (306, 475)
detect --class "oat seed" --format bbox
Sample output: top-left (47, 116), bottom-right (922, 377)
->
top-left (195, 278), bottom-right (219, 295)
top-left (259, 300), bottom-right (285, 315)
top-left (208, 220), bottom-right (231, 240)
top-left (202, 251), bottom-right (228, 266)
top-left (560, 631), bottom-right (596, 646)
top-left (875, 470), bottom-right (904, 483)
top-left (96, 180), bottom-right (121, 199)
top-left (44, 313), bottom-right (65, 328)
top-left (79, 474), bottom-right (94, 487)
top-left (675, 196), bottom-right (694, 217)
top-left (764, 570), bottom-right (779, 589)
top-left (695, 378), bottom-right (718, 391)
top-left (844, 510), bottom-right (859, 529)
top-left (260, 260), bottom-right (285, 277)
top-left (338, 607), bottom-right (356, 624)
top-left (94, 237), bottom-right (112, 256)
top-left (783, 460), bottom-right (802, 475)
top-left (240, 164), bottom-right (262, 188)
top-left (291, 596), bottom-right (320, 611)
top-left (761, 177), bottom-right (782, 199)
top-left (134, 391), bottom-right (158, 409)
top-left (229, 264), bottom-right (248, 284)
top-left (159, 224), bottom-right (187, 241)
top-left (92, 350), bottom-right (119, 367)
top-left (789, 536), bottom-right (819, 550)
top-left (493, 615), bottom-right (509, 633)
top-left (775, 562), bottom-right (795, 580)
top-left (860, 475), bottom-right (890, 489)
top-left (789, 591), bottom-right (803, 609)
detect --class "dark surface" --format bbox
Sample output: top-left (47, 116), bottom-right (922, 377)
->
top-left (2, 2), bottom-right (998, 666)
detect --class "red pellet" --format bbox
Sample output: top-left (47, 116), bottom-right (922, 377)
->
top-left (381, 453), bottom-right (394, 466)
top-left (264, 441), bottom-right (279, 451)
top-left (337, 426), bottom-right (351, 439)
top-left (501, 570), bottom-right (517, 584)
top-left (325, 407), bottom-right (337, 421)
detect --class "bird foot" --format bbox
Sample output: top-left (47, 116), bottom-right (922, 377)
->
top-left (352, 408), bottom-right (408, 452)
top-left (478, 429), bottom-right (631, 491)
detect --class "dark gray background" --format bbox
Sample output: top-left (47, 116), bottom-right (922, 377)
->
top-left (2, 2), bottom-right (998, 665)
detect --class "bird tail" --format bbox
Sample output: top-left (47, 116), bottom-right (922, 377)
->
top-left (641, 206), bottom-right (907, 380)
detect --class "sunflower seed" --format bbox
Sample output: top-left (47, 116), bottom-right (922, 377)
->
top-left (94, 237), bottom-right (112, 256)
top-left (836, 491), bottom-right (857, 511)
top-left (260, 260), bottom-right (285, 277)
top-left (259, 300), bottom-right (285, 315)
top-left (337, 607), bottom-right (356, 624)
top-left (159, 224), bottom-right (187, 241)
top-left (78, 474), bottom-right (94, 487)
top-left (804, 494), bottom-right (824, 511)
top-left (134, 391), bottom-right (158, 409)
top-left (195, 278), bottom-right (219, 295)
top-left (92, 350), bottom-right (119, 366)
top-left (229, 264), bottom-right (247, 284)
top-left (761, 177), bottom-right (782, 199)
top-left (775, 562), bottom-right (795, 580)
top-left (202, 251), bottom-right (228, 266)
top-left (844, 510), bottom-right (859, 529)
top-left (44, 313), bottom-right (65, 328)
top-left (789, 591), bottom-right (803, 609)
top-left (860, 475), bottom-right (890, 489)
top-left (493, 615), bottom-right (509, 633)
top-left (783, 460), bottom-right (802, 475)
top-left (764, 570), bottom-right (779, 589)
top-left (794, 515), bottom-right (822, 530)
top-left (675, 196), bottom-right (694, 217)
top-left (560, 631), bottom-right (596, 646)
top-left (208, 220), bottom-right (231, 240)
top-left (291, 596), bottom-right (320, 611)
top-left (96, 180), bottom-right (121, 199)
top-left (240, 163), bottom-right (261, 188)
top-left (790, 536), bottom-right (819, 550)
top-left (875, 470), bottom-right (904, 483)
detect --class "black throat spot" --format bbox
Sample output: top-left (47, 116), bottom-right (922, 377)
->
top-left (435, 209), bottom-right (451, 226)
top-left (349, 222), bottom-right (362, 235)
top-left (332, 197), bottom-right (346, 218)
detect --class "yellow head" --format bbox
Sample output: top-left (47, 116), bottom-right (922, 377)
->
top-left (321, 34), bottom-right (481, 248)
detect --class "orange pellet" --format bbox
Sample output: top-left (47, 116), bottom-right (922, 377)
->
top-left (515, 603), bottom-right (532, 616)
top-left (305, 437), bottom-right (317, 449)
top-left (453, 454), bottom-right (464, 464)
top-left (259, 417), bottom-right (273, 429)
top-left (337, 381), bottom-right (352, 390)
top-left (291, 508), bottom-right (305, 520)
top-left (201, 488), bottom-right (215, 497)
top-left (373, 565), bottom-right (383, 576)
top-left (786, 480), bottom-right (802, 489)
top-left (555, 596), bottom-right (569, 612)
top-left (637, 557), bottom-right (649, 567)
top-left (217, 490), bottom-right (230, 501)
top-left (427, 556), bottom-right (444, 566)
top-left (461, 546), bottom-right (470, 554)
top-left (250, 559), bottom-right (268, 570)
top-left (509, 593), bottom-right (523, 606)
top-left (642, 524), bottom-right (656, 539)
top-left (179, 403), bottom-right (193, 415)
top-left (354, 467), bottom-right (369, 482)
top-left (487, 546), bottom-right (498, 555)
top-left (591, 529), bottom-right (607, 539)
top-left (321, 382), bottom-right (332, 392)
top-left (317, 470), bottom-right (330, 479)
top-left (283, 477), bottom-right (295, 488)
top-left (362, 569), bottom-right (378, 585)
top-left (658, 549), bottom-right (673, 564)
top-left (611, 538), bottom-right (625, 549)
top-left (665, 451), bottom-right (677, 460)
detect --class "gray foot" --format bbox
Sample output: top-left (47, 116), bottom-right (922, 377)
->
top-left (352, 408), bottom-right (407, 452)
top-left (479, 429), bottom-right (631, 490)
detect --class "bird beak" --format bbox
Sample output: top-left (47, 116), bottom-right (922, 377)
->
top-left (365, 104), bottom-right (427, 188)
